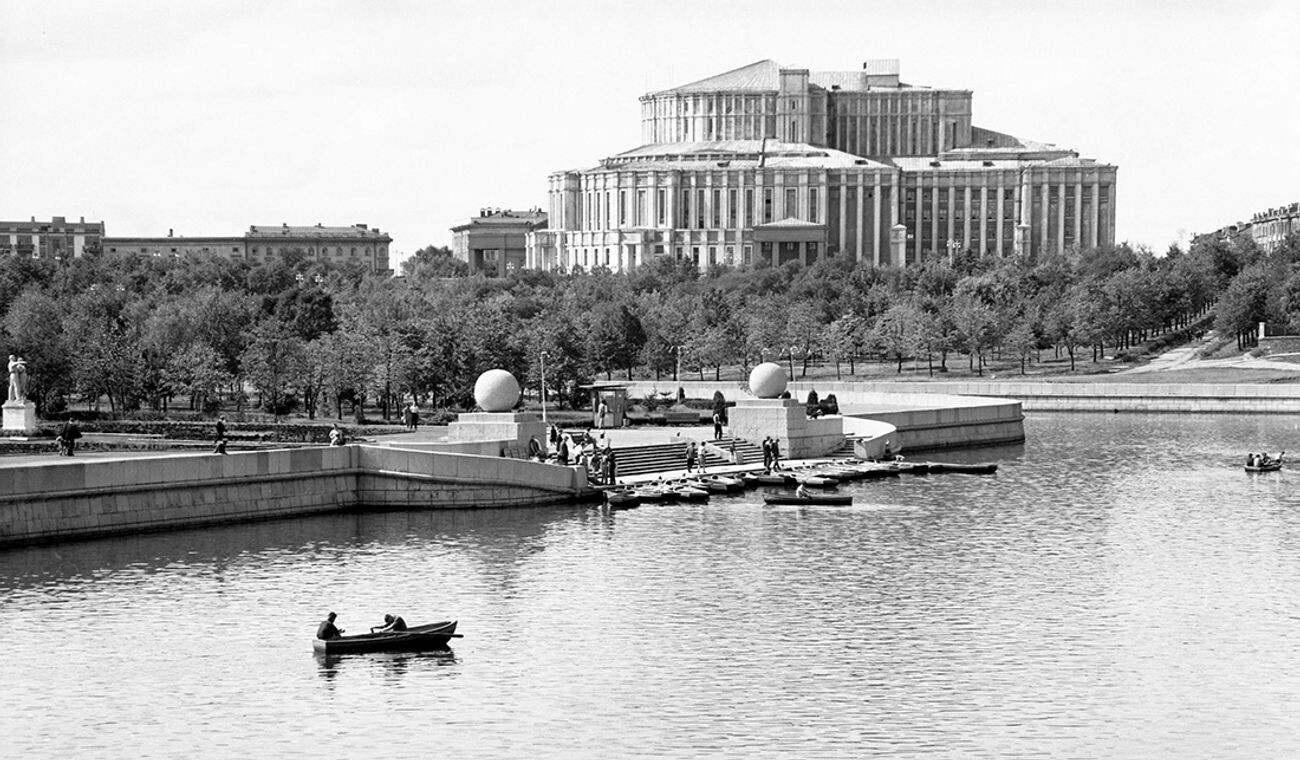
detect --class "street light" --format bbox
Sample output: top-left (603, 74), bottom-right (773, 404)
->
top-left (539, 350), bottom-right (549, 424)
top-left (674, 345), bottom-right (684, 382)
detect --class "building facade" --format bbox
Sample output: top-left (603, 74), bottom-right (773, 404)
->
top-left (527, 59), bottom-right (1117, 272)
top-left (1251, 202), bottom-right (1300, 253)
top-left (0, 216), bottom-right (105, 259)
top-left (451, 208), bottom-right (548, 277)
top-left (104, 223), bottom-right (392, 272)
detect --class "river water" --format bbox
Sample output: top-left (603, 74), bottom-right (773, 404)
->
top-left (3, 412), bottom-right (1300, 758)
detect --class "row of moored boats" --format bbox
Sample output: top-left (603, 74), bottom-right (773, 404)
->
top-left (603, 458), bottom-right (998, 508)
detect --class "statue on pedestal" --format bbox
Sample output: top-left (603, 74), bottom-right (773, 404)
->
top-left (8, 354), bottom-right (29, 402)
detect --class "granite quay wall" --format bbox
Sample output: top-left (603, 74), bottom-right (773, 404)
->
top-left (0, 445), bottom-right (593, 548)
top-left (630, 379), bottom-right (1300, 415)
top-left (627, 380), bottom-right (1025, 453)
top-left (789, 380), bottom-right (1300, 414)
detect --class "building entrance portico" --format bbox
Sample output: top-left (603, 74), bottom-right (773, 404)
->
top-left (754, 218), bottom-right (827, 266)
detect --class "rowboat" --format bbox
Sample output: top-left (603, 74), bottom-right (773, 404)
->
top-left (763, 493), bottom-right (853, 506)
top-left (689, 476), bottom-right (741, 494)
top-left (1245, 457), bottom-right (1284, 472)
top-left (921, 461), bottom-right (998, 475)
top-left (312, 620), bottom-right (460, 654)
top-left (742, 473), bottom-right (796, 487)
top-left (604, 490), bottom-right (641, 508)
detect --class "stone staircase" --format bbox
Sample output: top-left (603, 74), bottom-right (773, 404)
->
top-left (613, 437), bottom-right (765, 477)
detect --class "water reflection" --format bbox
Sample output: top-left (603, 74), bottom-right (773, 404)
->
top-left (314, 649), bottom-right (459, 689)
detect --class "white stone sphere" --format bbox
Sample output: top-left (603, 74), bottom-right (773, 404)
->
top-left (749, 362), bottom-right (788, 398)
top-left (474, 369), bottom-right (520, 412)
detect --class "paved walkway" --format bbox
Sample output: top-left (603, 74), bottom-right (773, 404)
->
top-left (1120, 331), bottom-right (1300, 374)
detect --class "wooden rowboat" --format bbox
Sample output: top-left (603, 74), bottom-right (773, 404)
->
top-left (312, 620), bottom-right (460, 654)
top-left (763, 493), bottom-right (853, 506)
top-left (921, 461), bottom-right (998, 475)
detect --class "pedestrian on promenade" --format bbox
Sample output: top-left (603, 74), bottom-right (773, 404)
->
top-left (215, 416), bottom-right (226, 441)
top-left (762, 436), bottom-right (773, 472)
top-left (712, 412), bottom-right (723, 440)
top-left (686, 441), bottom-right (698, 473)
top-left (770, 438), bottom-right (781, 470)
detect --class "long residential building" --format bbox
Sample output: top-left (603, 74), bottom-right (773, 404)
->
top-left (104, 223), bottom-right (392, 272)
top-left (0, 216), bottom-right (105, 259)
top-left (526, 59), bottom-right (1117, 272)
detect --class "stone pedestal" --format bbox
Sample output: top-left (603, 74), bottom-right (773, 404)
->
top-left (2, 400), bottom-right (37, 434)
top-left (728, 398), bottom-right (844, 460)
top-left (448, 412), bottom-right (548, 459)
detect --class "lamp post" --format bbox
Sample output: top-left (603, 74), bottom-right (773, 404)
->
top-left (674, 345), bottom-right (684, 383)
top-left (539, 351), bottom-right (549, 424)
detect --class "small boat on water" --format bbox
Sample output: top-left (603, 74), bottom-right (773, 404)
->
top-left (784, 473), bottom-right (839, 488)
top-left (743, 473), bottom-right (795, 487)
top-left (689, 476), bottom-right (743, 494)
top-left (921, 461), bottom-right (998, 475)
top-left (1245, 455), bottom-right (1284, 473)
top-left (763, 493), bottom-right (853, 506)
top-left (312, 621), bottom-right (461, 654)
top-left (604, 490), bottom-right (641, 509)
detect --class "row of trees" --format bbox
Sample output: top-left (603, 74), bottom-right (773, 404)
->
top-left (1, 231), bottom-right (1291, 420)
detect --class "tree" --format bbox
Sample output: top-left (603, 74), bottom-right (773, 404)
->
top-left (239, 321), bottom-right (307, 419)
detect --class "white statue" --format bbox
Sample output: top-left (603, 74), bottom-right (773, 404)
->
top-left (8, 354), bottom-right (28, 402)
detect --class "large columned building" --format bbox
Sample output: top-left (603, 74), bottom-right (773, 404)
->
top-left (526, 59), bottom-right (1117, 272)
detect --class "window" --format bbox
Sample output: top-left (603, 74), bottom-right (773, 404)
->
top-left (657, 189), bottom-right (666, 225)
top-left (745, 189), bottom-right (755, 226)
top-left (708, 246), bottom-right (717, 265)
top-left (763, 188), bottom-right (773, 223)
top-left (696, 189), bottom-right (705, 228)
top-left (743, 244), bottom-right (753, 264)
top-left (619, 191), bottom-right (627, 226)
top-left (785, 188), bottom-right (797, 219)
top-left (809, 188), bottom-right (819, 222)
top-left (728, 189), bottom-right (738, 227)
top-left (637, 189), bottom-right (647, 226)
top-left (712, 189), bottom-right (721, 228)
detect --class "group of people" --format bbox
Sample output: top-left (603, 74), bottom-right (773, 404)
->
top-left (316, 611), bottom-right (407, 640)
top-left (1247, 451), bottom-right (1284, 467)
top-left (54, 419), bottom-right (81, 456)
top-left (546, 425), bottom-right (618, 484)
top-left (400, 403), bottom-right (421, 431)
top-left (685, 439), bottom-right (706, 473)
top-left (761, 436), bottom-right (782, 472)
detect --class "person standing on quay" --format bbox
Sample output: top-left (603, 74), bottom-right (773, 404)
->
top-left (762, 436), bottom-right (773, 472)
top-left (770, 437), bottom-right (781, 470)
top-left (215, 416), bottom-right (226, 441)
top-left (686, 441), bottom-right (698, 473)
top-left (712, 411), bottom-right (723, 441)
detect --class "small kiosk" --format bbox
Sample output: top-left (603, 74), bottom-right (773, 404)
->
top-left (583, 382), bottom-right (628, 429)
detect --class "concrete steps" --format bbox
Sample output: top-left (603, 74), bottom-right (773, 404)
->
top-left (613, 437), bottom-right (764, 477)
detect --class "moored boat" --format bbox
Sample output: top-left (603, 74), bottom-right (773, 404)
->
top-left (312, 620), bottom-right (461, 654)
top-left (604, 490), bottom-right (641, 508)
top-left (763, 493), bottom-right (853, 506)
top-left (922, 461), bottom-right (998, 475)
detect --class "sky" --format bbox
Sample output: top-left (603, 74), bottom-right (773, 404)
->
top-left (2, 0), bottom-right (1298, 269)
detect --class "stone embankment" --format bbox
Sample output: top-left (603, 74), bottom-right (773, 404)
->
top-left (0, 445), bottom-right (593, 548)
top-left (635, 378), bottom-right (1300, 415)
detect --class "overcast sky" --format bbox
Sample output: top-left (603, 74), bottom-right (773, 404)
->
top-left (3, 0), bottom-right (1297, 268)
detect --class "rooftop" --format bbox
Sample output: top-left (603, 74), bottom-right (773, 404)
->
top-left (602, 140), bottom-right (890, 170)
top-left (246, 223), bottom-right (389, 239)
top-left (647, 59), bottom-right (944, 97)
